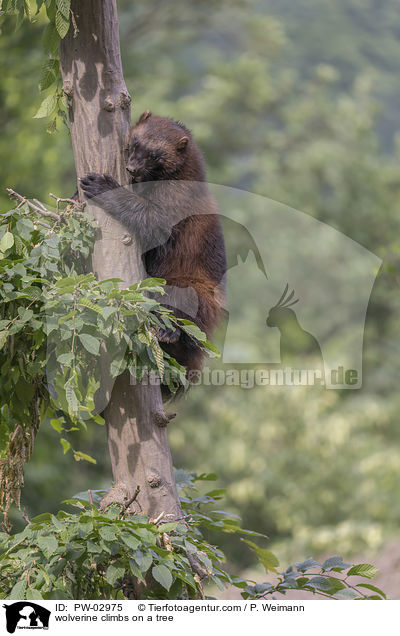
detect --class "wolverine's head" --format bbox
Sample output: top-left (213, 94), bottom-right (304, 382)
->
top-left (126, 111), bottom-right (193, 183)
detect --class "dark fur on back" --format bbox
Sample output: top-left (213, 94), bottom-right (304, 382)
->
top-left (81, 112), bottom-right (226, 391)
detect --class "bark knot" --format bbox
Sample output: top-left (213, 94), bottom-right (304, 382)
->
top-left (104, 97), bottom-right (115, 112)
top-left (119, 92), bottom-right (131, 110)
top-left (147, 474), bottom-right (162, 488)
top-left (121, 233), bottom-right (132, 245)
top-left (62, 81), bottom-right (73, 98)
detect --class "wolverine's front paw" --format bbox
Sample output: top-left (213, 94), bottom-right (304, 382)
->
top-left (80, 173), bottom-right (120, 200)
top-left (158, 326), bottom-right (181, 344)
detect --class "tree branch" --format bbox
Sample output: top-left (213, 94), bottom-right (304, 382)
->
top-left (7, 188), bottom-right (61, 221)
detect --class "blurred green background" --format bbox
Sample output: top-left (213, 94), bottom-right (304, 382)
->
top-left (2, 0), bottom-right (400, 592)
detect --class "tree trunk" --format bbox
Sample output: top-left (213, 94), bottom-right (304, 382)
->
top-left (60, 0), bottom-right (181, 521)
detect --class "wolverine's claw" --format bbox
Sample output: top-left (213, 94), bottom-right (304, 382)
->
top-left (80, 173), bottom-right (120, 199)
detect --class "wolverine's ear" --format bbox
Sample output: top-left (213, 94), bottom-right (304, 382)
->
top-left (137, 110), bottom-right (152, 124)
top-left (177, 136), bottom-right (188, 151)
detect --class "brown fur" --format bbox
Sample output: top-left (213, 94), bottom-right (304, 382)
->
top-left (81, 113), bottom-right (226, 391)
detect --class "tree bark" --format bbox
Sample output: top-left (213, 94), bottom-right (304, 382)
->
top-left (60, 0), bottom-right (181, 520)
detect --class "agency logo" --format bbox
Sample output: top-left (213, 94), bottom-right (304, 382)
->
top-left (42, 181), bottom-right (381, 408)
top-left (2, 602), bottom-right (50, 633)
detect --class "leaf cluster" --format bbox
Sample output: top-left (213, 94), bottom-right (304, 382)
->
top-left (0, 472), bottom-right (386, 600)
top-left (1, 0), bottom-right (71, 132)
top-left (242, 555), bottom-right (386, 600)
top-left (0, 198), bottom-right (216, 521)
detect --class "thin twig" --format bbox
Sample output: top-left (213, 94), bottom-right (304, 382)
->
top-left (32, 198), bottom-right (47, 212)
top-left (22, 506), bottom-right (30, 524)
top-left (150, 511), bottom-right (165, 525)
top-left (88, 489), bottom-right (94, 506)
top-left (194, 573), bottom-right (205, 599)
top-left (32, 219), bottom-right (52, 229)
top-left (7, 188), bottom-right (61, 221)
top-left (119, 486), bottom-right (141, 518)
top-left (49, 193), bottom-right (78, 206)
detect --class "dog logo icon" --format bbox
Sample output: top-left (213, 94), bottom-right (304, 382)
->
top-left (3, 602), bottom-right (50, 633)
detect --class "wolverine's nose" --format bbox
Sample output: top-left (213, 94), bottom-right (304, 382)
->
top-left (126, 166), bottom-right (136, 176)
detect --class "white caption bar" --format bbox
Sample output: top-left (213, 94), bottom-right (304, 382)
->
top-left (1, 599), bottom-right (395, 636)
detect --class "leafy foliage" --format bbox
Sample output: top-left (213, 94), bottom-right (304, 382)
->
top-left (243, 555), bottom-right (385, 600)
top-left (0, 473), bottom-right (386, 600)
top-left (0, 196), bottom-right (216, 524)
top-left (0, 0), bottom-right (70, 133)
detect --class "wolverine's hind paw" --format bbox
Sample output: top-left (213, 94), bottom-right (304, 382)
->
top-left (158, 326), bottom-right (181, 344)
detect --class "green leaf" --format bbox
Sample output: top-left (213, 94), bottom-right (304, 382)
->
top-left (102, 305), bottom-right (117, 321)
top-left (45, 588), bottom-right (71, 600)
top-left (347, 564), bottom-right (378, 579)
top-left (34, 93), bottom-right (57, 118)
top-left (73, 451), bottom-right (96, 464)
top-left (12, 263), bottom-right (26, 277)
top-left (132, 527), bottom-right (157, 544)
top-left (66, 383), bottom-right (78, 413)
top-left (137, 277), bottom-right (165, 289)
top-left (129, 558), bottom-right (144, 580)
top-left (55, 8), bottom-right (69, 37)
top-left (110, 349), bottom-right (127, 378)
top-left (0, 231), bottom-right (14, 252)
top-left (356, 583), bottom-right (386, 599)
top-left (322, 556), bottom-right (352, 572)
top-left (120, 532), bottom-right (140, 551)
top-left (78, 298), bottom-right (103, 315)
top-left (56, 0), bottom-right (69, 18)
top-left (9, 580), bottom-right (27, 600)
top-left (334, 588), bottom-right (359, 599)
top-left (152, 564), bottom-right (173, 590)
top-left (294, 557), bottom-right (321, 572)
top-left (242, 539), bottom-right (279, 573)
top-left (39, 58), bottom-right (59, 91)
top-left (99, 526), bottom-right (118, 542)
top-left (150, 338), bottom-right (164, 378)
top-left (105, 562), bottom-right (125, 586)
top-left (17, 307), bottom-right (34, 322)
top-left (51, 514), bottom-right (65, 531)
top-left (78, 333), bottom-right (101, 355)
top-left (50, 418), bottom-right (64, 433)
top-left (26, 588), bottom-right (44, 600)
top-left (60, 438), bottom-right (71, 454)
top-left (180, 321), bottom-right (206, 342)
top-left (0, 330), bottom-right (8, 350)
top-left (255, 547), bottom-right (279, 573)
top-left (57, 352), bottom-right (74, 365)
top-left (23, 0), bottom-right (32, 20)
top-left (307, 576), bottom-right (346, 594)
top-left (42, 21), bottom-right (60, 54)
top-left (135, 549), bottom-right (153, 573)
top-left (46, 117), bottom-right (57, 134)
top-left (203, 339), bottom-right (220, 357)
top-left (30, 512), bottom-right (52, 524)
top-left (38, 534), bottom-right (58, 557)
top-left (86, 540), bottom-right (102, 554)
top-left (157, 522), bottom-right (178, 534)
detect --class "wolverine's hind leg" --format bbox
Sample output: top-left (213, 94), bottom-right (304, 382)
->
top-left (157, 325), bottom-right (181, 344)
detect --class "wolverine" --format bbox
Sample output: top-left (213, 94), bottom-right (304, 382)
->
top-left (81, 111), bottom-right (226, 384)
